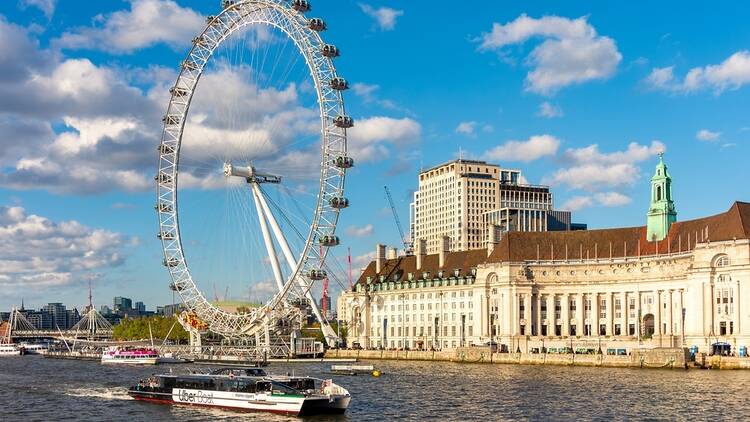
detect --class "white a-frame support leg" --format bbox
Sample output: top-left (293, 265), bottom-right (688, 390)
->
top-left (252, 184), bottom-right (338, 344)
top-left (251, 185), bottom-right (285, 292)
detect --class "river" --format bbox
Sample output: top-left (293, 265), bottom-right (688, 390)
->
top-left (1, 356), bottom-right (747, 421)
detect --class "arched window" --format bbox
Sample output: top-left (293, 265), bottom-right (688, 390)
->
top-left (656, 185), bottom-right (662, 201)
top-left (714, 255), bottom-right (730, 267)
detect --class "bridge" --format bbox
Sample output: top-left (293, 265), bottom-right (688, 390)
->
top-left (3, 306), bottom-right (113, 342)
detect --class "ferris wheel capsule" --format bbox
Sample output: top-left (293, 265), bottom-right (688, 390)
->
top-left (221, 0), bottom-right (235, 9)
top-left (333, 156), bottom-right (354, 169)
top-left (329, 77), bottom-right (349, 90)
top-left (319, 235), bottom-right (340, 247)
top-left (308, 269), bottom-right (328, 280)
top-left (292, 0), bottom-right (311, 12)
top-left (322, 44), bottom-right (340, 58)
top-left (329, 197), bottom-right (349, 209)
top-left (333, 115), bottom-right (354, 128)
top-left (308, 18), bottom-right (326, 31)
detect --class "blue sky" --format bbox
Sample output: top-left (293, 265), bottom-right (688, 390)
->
top-left (1, 0), bottom-right (749, 311)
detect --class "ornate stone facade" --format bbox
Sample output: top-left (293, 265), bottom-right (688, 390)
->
top-left (338, 202), bottom-right (750, 354)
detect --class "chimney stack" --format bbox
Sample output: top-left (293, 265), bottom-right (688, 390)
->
top-left (387, 247), bottom-right (398, 260)
top-left (416, 239), bottom-right (427, 271)
top-left (375, 244), bottom-right (386, 274)
top-left (487, 225), bottom-right (499, 257)
top-left (439, 236), bottom-right (450, 268)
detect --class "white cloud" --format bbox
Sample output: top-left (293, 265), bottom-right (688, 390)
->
top-left (561, 196), bottom-right (593, 212)
top-left (545, 140), bottom-right (665, 191)
top-left (483, 134), bottom-right (560, 162)
top-left (346, 224), bottom-right (374, 238)
top-left (594, 191), bottom-right (632, 207)
top-left (696, 129), bottom-right (721, 142)
top-left (455, 121), bottom-right (477, 136)
top-left (352, 252), bottom-right (375, 270)
top-left (359, 4), bottom-right (404, 31)
top-left (645, 51), bottom-right (750, 94)
top-left (347, 116), bottom-right (421, 163)
top-left (0, 206), bottom-right (131, 289)
top-left (55, 0), bottom-right (204, 54)
top-left (561, 192), bottom-right (631, 211)
top-left (352, 83), bottom-right (380, 100)
top-left (537, 101), bottom-right (564, 118)
top-left (20, 0), bottom-right (56, 19)
top-left (478, 14), bottom-right (622, 95)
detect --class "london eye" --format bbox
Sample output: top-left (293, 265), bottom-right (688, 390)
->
top-left (155, 0), bottom-right (352, 345)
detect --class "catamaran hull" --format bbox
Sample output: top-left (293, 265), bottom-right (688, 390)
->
top-left (127, 389), bottom-right (348, 416)
top-left (102, 357), bottom-right (158, 365)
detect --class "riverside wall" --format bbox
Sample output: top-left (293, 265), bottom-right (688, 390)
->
top-left (325, 347), bottom-right (693, 369)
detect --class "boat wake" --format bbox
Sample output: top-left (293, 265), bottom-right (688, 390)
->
top-left (64, 387), bottom-right (132, 401)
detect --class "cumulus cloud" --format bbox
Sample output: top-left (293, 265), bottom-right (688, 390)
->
top-left (346, 224), bottom-right (375, 238)
top-left (359, 4), bottom-right (404, 31)
top-left (561, 192), bottom-right (631, 211)
top-left (20, 0), bottom-right (57, 19)
top-left (455, 121), bottom-right (477, 136)
top-left (544, 140), bottom-right (665, 191)
top-left (55, 0), bottom-right (204, 54)
top-left (347, 116), bottom-right (421, 162)
top-left (696, 129), bottom-right (720, 142)
top-left (477, 14), bottom-right (622, 95)
top-left (483, 134), bottom-right (560, 162)
top-left (594, 191), bottom-right (632, 207)
top-left (0, 206), bottom-right (132, 289)
top-left (645, 51), bottom-right (750, 94)
top-left (537, 101), bottom-right (563, 118)
top-left (561, 196), bottom-right (593, 212)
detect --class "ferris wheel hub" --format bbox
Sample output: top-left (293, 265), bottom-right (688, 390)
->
top-left (223, 162), bottom-right (281, 184)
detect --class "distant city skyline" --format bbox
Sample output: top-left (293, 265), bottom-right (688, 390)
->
top-left (1, 1), bottom-right (749, 310)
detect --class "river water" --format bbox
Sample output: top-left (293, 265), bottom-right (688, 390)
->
top-left (1, 356), bottom-right (748, 421)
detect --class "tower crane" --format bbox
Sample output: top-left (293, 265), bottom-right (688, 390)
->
top-left (384, 186), bottom-right (414, 255)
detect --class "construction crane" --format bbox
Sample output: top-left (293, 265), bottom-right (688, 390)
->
top-left (384, 185), bottom-right (414, 255)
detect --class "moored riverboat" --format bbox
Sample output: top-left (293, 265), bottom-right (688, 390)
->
top-left (101, 346), bottom-right (159, 365)
top-left (0, 344), bottom-right (22, 356)
top-left (127, 367), bottom-right (350, 416)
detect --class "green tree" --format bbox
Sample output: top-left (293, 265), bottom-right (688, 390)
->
top-left (113, 315), bottom-right (188, 343)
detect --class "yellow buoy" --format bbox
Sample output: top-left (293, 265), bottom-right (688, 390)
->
top-left (371, 370), bottom-right (381, 377)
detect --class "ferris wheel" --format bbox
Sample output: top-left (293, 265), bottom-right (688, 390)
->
top-left (155, 0), bottom-right (353, 344)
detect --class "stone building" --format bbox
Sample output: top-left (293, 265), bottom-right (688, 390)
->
top-left (338, 157), bottom-right (750, 354)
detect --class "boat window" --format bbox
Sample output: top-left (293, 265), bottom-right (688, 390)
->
top-left (256, 381), bottom-right (272, 392)
top-left (237, 379), bottom-right (256, 393)
top-left (271, 381), bottom-right (299, 395)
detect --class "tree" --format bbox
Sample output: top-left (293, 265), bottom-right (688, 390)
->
top-left (113, 315), bottom-right (188, 343)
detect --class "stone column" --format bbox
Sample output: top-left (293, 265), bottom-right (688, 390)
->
top-left (635, 290), bottom-right (642, 338)
top-left (678, 289), bottom-right (684, 337)
top-left (535, 293), bottom-right (542, 337)
top-left (592, 293), bottom-right (599, 336)
top-left (481, 293), bottom-right (488, 337)
top-left (562, 293), bottom-right (570, 336)
top-left (666, 289), bottom-right (674, 336)
top-left (606, 292), bottom-right (614, 336)
top-left (576, 293), bottom-right (584, 336)
top-left (547, 294), bottom-right (556, 336)
top-left (655, 290), bottom-right (662, 337)
top-left (736, 279), bottom-right (741, 334)
top-left (512, 291), bottom-right (520, 336)
top-left (621, 292), bottom-right (628, 337)
top-left (524, 293), bottom-right (532, 336)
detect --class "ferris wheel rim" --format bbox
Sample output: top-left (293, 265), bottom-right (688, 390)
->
top-left (155, 0), bottom-right (349, 338)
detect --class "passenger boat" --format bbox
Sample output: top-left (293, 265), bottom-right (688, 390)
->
top-left (101, 346), bottom-right (159, 365)
top-left (0, 344), bottom-right (22, 356)
top-left (128, 367), bottom-right (351, 416)
top-left (19, 343), bottom-right (48, 355)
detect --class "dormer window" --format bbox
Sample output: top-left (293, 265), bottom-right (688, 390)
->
top-left (470, 268), bottom-right (477, 276)
top-left (453, 268), bottom-right (461, 277)
top-left (423, 271), bottom-right (430, 279)
top-left (438, 270), bottom-right (444, 279)
top-left (408, 272), bottom-right (414, 281)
